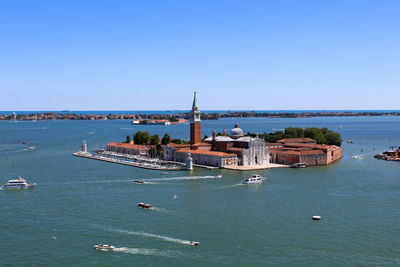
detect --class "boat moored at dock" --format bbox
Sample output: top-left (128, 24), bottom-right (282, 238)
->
top-left (2, 177), bottom-right (36, 189)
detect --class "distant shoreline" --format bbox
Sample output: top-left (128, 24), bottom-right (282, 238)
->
top-left (1, 111), bottom-right (400, 121)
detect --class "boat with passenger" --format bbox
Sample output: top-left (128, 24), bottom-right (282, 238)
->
top-left (2, 177), bottom-right (36, 189)
top-left (94, 244), bottom-right (116, 251)
top-left (241, 174), bottom-right (265, 184)
top-left (189, 241), bottom-right (200, 246)
top-left (133, 180), bottom-right (145, 184)
top-left (138, 202), bottom-right (152, 209)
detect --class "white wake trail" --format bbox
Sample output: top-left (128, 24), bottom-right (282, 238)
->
top-left (114, 247), bottom-right (180, 257)
top-left (148, 175), bottom-right (219, 182)
top-left (92, 225), bottom-right (196, 246)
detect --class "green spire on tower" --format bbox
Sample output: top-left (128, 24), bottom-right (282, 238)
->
top-left (192, 91), bottom-right (198, 110)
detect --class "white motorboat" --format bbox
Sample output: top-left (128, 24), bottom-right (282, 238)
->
top-left (215, 175), bottom-right (222, 178)
top-left (2, 177), bottom-right (36, 189)
top-left (189, 241), bottom-right (200, 246)
top-left (94, 244), bottom-right (116, 251)
top-left (241, 174), bottom-right (265, 184)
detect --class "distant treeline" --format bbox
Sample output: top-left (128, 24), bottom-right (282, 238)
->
top-left (2, 111), bottom-right (400, 120)
top-left (247, 127), bottom-right (342, 146)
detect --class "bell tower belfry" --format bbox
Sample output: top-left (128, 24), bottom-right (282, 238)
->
top-left (190, 91), bottom-right (201, 146)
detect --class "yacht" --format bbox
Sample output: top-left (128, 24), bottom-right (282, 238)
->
top-left (2, 177), bottom-right (36, 189)
top-left (94, 244), bottom-right (116, 251)
top-left (241, 174), bottom-right (265, 184)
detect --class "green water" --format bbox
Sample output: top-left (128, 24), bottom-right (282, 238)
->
top-left (1, 117), bottom-right (399, 266)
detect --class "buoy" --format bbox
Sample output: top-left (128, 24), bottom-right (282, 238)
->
top-left (312, 216), bottom-right (322, 220)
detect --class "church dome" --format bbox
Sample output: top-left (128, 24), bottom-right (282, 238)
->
top-left (230, 122), bottom-right (244, 139)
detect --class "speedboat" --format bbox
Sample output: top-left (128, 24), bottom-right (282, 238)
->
top-left (189, 241), bottom-right (200, 246)
top-left (241, 174), bottom-right (265, 184)
top-left (94, 244), bottom-right (116, 251)
top-left (215, 175), bottom-right (222, 178)
top-left (2, 177), bottom-right (36, 189)
top-left (138, 202), bottom-right (152, 209)
top-left (26, 147), bottom-right (36, 151)
top-left (133, 180), bottom-right (145, 184)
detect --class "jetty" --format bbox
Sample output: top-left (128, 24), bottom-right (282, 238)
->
top-left (73, 151), bottom-right (183, 171)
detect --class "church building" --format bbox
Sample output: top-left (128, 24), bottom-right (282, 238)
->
top-left (163, 92), bottom-right (270, 168)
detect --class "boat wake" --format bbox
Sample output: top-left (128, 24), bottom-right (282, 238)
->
top-left (148, 175), bottom-right (220, 182)
top-left (92, 225), bottom-right (196, 246)
top-left (49, 179), bottom-right (133, 185)
top-left (113, 247), bottom-right (180, 258)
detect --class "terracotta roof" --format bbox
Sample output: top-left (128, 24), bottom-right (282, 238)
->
top-left (279, 138), bottom-right (316, 143)
top-left (176, 148), bottom-right (237, 157)
top-left (107, 142), bottom-right (150, 149)
top-left (167, 143), bottom-right (191, 148)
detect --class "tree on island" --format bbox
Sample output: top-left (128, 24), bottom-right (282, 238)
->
top-left (161, 134), bottom-right (171, 145)
top-left (150, 134), bottom-right (159, 145)
top-left (248, 127), bottom-right (342, 146)
top-left (124, 135), bottom-right (131, 143)
top-left (133, 131), bottom-right (151, 145)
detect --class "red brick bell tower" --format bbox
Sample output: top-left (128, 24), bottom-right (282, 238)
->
top-left (190, 92), bottom-right (201, 147)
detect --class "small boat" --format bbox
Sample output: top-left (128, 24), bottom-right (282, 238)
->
top-left (347, 140), bottom-right (354, 144)
top-left (26, 147), bottom-right (36, 151)
top-left (290, 162), bottom-right (307, 168)
top-left (160, 171), bottom-right (168, 175)
top-left (189, 241), bottom-right (200, 246)
top-left (352, 155), bottom-right (364, 159)
top-left (133, 180), bottom-right (145, 184)
top-left (312, 216), bottom-right (322, 220)
top-left (138, 202), bottom-right (152, 209)
top-left (242, 174), bottom-right (266, 184)
top-left (94, 244), bottom-right (116, 251)
top-left (215, 175), bottom-right (222, 178)
top-left (2, 177), bottom-right (36, 189)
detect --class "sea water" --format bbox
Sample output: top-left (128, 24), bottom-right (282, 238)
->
top-left (0, 117), bottom-right (399, 266)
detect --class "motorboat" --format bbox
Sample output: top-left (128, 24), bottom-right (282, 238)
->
top-left (352, 155), bottom-right (364, 159)
top-left (290, 163), bottom-right (307, 168)
top-left (94, 244), bottom-right (116, 251)
top-left (133, 180), bottom-right (145, 184)
top-left (215, 175), bottom-right (222, 178)
top-left (347, 140), bottom-right (354, 144)
top-left (26, 147), bottom-right (36, 151)
top-left (241, 174), bottom-right (265, 184)
top-left (138, 202), bottom-right (152, 209)
top-left (2, 177), bottom-right (36, 189)
top-left (189, 241), bottom-right (200, 246)
top-left (312, 216), bottom-right (322, 220)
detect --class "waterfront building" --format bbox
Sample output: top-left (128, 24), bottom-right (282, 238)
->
top-left (268, 139), bottom-right (342, 165)
top-left (163, 92), bottom-right (269, 168)
top-left (106, 142), bottom-right (150, 156)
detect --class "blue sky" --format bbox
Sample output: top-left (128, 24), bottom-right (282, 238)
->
top-left (0, 0), bottom-right (399, 110)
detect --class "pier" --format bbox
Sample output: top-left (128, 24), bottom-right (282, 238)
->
top-left (73, 151), bottom-right (184, 171)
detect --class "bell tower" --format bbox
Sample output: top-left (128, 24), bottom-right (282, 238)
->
top-left (190, 92), bottom-right (201, 146)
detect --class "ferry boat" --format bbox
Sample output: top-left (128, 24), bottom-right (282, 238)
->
top-left (241, 174), bottom-right (265, 184)
top-left (2, 177), bottom-right (36, 189)
top-left (94, 244), bottom-right (116, 251)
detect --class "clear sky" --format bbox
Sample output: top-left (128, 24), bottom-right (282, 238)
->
top-left (0, 0), bottom-right (399, 110)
